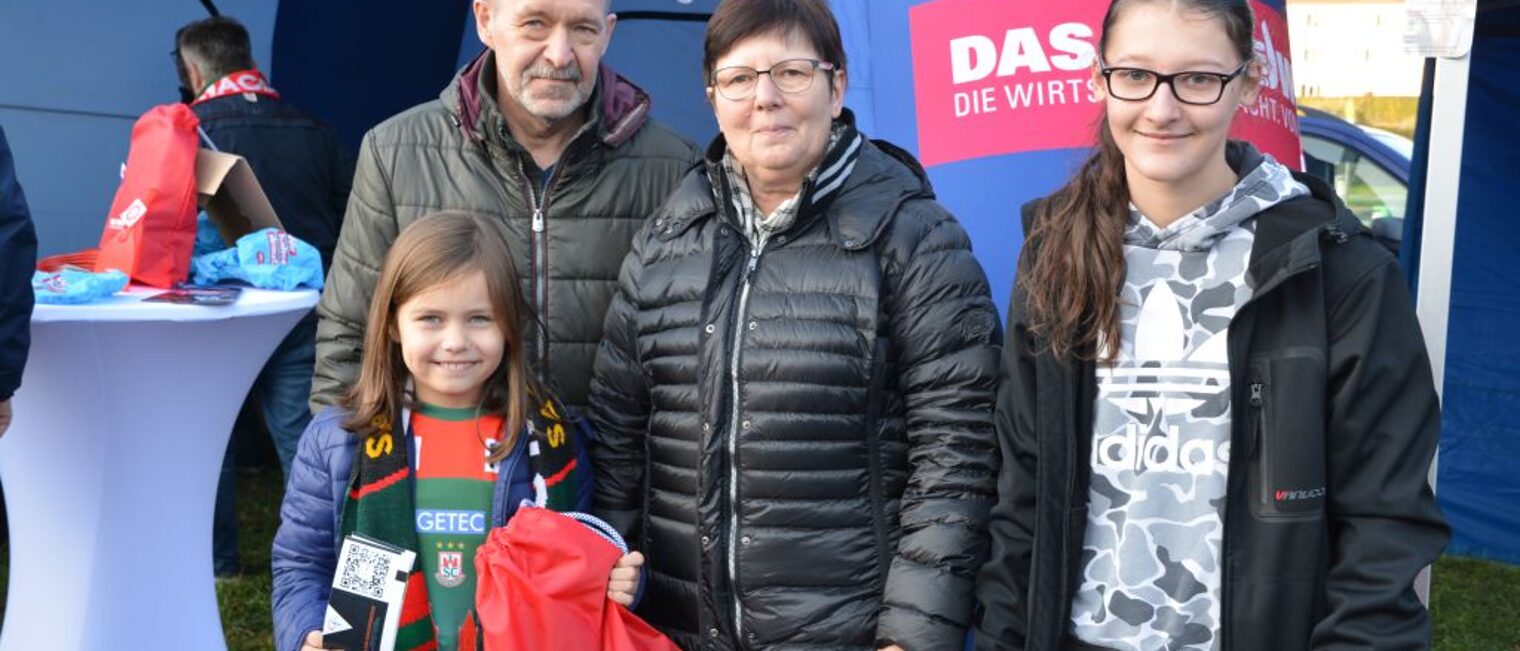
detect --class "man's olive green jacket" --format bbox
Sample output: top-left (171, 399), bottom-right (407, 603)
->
top-left (311, 51), bottom-right (699, 414)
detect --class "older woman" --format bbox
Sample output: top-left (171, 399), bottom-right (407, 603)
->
top-left (588, 0), bottom-right (1000, 649)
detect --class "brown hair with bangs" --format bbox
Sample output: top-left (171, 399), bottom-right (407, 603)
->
top-left (342, 211), bottom-right (535, 463)
top-left (703, 0), bottom-right (847, 84)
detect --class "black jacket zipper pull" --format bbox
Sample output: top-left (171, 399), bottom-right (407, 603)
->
top-left (1248, 381), bottom-right (1265, 459)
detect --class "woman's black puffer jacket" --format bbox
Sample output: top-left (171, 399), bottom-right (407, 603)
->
top-left (590, 125), bottom-right (1001, 651)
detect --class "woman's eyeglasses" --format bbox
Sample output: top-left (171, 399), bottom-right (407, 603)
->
top-left (710, 58), bottom-right (837, 101)
top-left (1098, 60), bottom-right (1250, 106)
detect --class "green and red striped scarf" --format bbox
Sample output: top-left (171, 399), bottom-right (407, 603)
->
top-left (338, 397), bottom-right (589, 650)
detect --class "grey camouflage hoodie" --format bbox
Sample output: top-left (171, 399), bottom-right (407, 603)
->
top-left (1070, 143), bottom-right (1309, 651)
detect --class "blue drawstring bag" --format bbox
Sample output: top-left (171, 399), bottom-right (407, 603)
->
top-left (33, 268), bottom-right (130, 304)
top-left (191, 228), bottom-right (324, 291)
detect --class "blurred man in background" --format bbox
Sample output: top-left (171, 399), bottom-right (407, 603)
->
top-left (174, 15), bottom-right (352, 577)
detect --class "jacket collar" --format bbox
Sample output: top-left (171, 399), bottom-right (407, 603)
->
top-left (655, 109), bottom-right (935, 250)
top-left (1245, 165), bottom-right (1369, 294)
top-left (443, 49), bottom-right (652, 150)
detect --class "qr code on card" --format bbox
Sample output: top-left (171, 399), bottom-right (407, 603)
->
top-left (336, 540), bottom-right (393, 600)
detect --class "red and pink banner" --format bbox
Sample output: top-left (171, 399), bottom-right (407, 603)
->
top-left (909, 0), bottom-right (1300, 168)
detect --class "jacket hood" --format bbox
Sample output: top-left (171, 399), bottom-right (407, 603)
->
top-left (1018, 143), bottom-right (1371, 295)
top-left (442, 49), bottom-right (652, 149)
top-left (1245, 159), bottom-right (1373, 292)
top-left (1126, 140), bottom-right (1307, 252)
top-left (657, 109), bottom-right (934, 250)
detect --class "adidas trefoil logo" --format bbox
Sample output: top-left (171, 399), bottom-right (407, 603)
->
top-left (1094, 282), bottom-right (1234, 476)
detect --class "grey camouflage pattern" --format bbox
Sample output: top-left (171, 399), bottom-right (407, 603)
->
top-left (1071, 153), bottom-right (1308, 650)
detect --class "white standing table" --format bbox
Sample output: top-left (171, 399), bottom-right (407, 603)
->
top-left (0, 288), bottom-right (318, 651)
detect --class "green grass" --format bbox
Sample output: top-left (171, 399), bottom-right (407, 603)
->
top-left (1432, 555), bottom-right (1520, 651)
top-left (218, 468), bottom-right (283, 651)
top-left (1, 469), bottom-right (1517, 650)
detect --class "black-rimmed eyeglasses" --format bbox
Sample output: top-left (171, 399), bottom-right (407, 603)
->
top-left (710, 58), bottom-right (837, 101)
top-left (1098, 60), bottom-right (1250, 106)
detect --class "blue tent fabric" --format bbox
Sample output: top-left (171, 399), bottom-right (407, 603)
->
top-left (272, 0), bottom-right (470, 153)
top-left (1399, 58), bottom-right (1436, 295)
top-left (1433, 4), bottom-right (1520, 564)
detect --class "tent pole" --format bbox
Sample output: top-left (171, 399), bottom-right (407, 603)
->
top-left (1412, 51), bottom-right (1471, 606)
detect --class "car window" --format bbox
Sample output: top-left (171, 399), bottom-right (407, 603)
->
top-left (1301, 134), bottom-right (1407, 227)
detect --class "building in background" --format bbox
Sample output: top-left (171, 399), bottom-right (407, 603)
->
top-left (1287, 0), bottom-right (1423, 135)
top-left (1288, 0), bottom-right (1423, 97)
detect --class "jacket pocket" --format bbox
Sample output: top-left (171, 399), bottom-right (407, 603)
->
top-left (1247, 349), bottom-right (1328, 522)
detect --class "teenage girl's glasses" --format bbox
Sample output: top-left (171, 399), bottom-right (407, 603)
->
top-left (1098, 60), bottom-right (1250, 106)
top-left (710, 58), bottom-right (837, 101)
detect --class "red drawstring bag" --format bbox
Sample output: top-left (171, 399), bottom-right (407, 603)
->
top-left (474, 507), bottom-right (679, 651)
top-left (95, 104), bottom-right (201, 287)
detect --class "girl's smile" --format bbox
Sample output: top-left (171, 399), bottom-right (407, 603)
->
top-left (392, 270), bottom-right (506, 409)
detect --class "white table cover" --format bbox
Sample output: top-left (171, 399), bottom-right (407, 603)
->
top-left (0, 288), bottom-right (318, 651)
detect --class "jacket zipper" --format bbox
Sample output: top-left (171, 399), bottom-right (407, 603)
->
top-left (727, 242), bottom-right (763, 643)
top-left (517, 157), bottom-right (561, 381)
top-left (1248, 381), bottom-right (1265, 454)
top-left (863, 344), bottom-right (890, 589)
top-left (1055, 365), bottom-right (1082, 632)
top-left (1217, 255), bottom-right (1319, 651)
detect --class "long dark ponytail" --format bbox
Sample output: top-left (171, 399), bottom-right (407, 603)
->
top-left (1020, 0), bottom-right (1256, 362)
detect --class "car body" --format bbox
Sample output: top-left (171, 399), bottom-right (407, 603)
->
top-left (1297, 106), bottom-right (1413, 253)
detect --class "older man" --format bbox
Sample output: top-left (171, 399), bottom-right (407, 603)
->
top-left (310, 0), bottom-right (699, 416)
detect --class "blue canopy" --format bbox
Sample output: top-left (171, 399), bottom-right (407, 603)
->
top-left (1403, 1), bottom-right (1520, 565)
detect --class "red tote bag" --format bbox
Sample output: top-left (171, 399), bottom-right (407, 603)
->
top-left (95, 103), bottom-right (201, 287)
top-left (474, 507), bottom-right (679, 651)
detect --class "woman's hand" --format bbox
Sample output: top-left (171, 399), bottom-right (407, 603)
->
top-left (607, 551), bottom-right (645, 606)
top-left (300, 630), bottom-right (326, 650)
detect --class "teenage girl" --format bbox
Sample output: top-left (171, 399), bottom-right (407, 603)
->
top-left (271, 212), bottom-right (643, 651)
top-left (972, 2), bottom-right (1447, 649)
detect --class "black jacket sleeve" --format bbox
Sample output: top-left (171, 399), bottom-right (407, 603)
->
top-left (1311, 251), bottom-right (1449, 649)
top-left (587, 228), bottom-right (653, 545)
top-left (875, 202), bottom-right (1002, 651)
top-left (971, 282), bottom-right (1037, 651)
top-left (0, 125), bottom-right (37, 402)
top-left (328, 136), bottom-right (355, 245)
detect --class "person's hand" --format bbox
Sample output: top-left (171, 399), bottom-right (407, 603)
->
top-left (607, 551), bottom-right (645, 606)
top-left (0, 398), bottom-right (12, 438)
top-left (878, 646), bottom-right (905, 651)
top-left (300, 630), bottom-right (326, 650)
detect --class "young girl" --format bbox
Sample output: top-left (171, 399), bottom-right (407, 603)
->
top-left (271, 212), bottom-right (643, 651)
top-left (972, 2), bottom-right (1447, 650)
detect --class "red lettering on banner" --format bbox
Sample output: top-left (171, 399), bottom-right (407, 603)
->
top-left (910, 0), bottom-right (1301, 169)
top-left (1234, 3), bottom-right (1302, 168)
